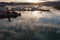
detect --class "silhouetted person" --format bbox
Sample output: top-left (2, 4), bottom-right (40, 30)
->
top-left (5, 7), bottom-right (10, 14)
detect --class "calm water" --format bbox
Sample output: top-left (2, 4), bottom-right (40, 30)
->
top-left (0, 8), bottom-right (60, 30)
top-left (0, 8), bottom-right (60, 40)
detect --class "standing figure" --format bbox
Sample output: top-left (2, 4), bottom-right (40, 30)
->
top-left (5, 7), bottom-right (10, 14)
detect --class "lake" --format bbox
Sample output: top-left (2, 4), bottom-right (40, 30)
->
top-left (0, 7), bottom-right (60, 40)
top-left (0, 8), bottom-right (60, 30)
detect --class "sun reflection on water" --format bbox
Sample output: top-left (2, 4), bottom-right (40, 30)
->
top-left (31, 11), bottom-right (45, 19)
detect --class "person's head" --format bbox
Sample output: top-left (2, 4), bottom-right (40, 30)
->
top-left (6, 7), bottom-right (9, 10)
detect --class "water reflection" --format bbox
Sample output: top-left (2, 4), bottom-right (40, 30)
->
top-left (0, 10), bottom-right (60, 28)
top-left (0, 10), bottom-right (60, 40)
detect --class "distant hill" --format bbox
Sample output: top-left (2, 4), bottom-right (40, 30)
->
top-left (0, 1), bottom-right (60, 6)
top-left (0, 1), bottom-right (60, 9)
top-left (41, 1), bottom-right (60, 7)
top-left (41, 1), bottom-right (60, 9)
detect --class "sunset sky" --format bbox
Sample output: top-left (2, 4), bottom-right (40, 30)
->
top-left (0, 0), bottom-right (59, 2)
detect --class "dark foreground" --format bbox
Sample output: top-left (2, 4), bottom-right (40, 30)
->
top-left (0, 26), bottom-right (60, 40)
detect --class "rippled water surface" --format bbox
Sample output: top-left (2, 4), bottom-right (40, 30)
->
top-left (0, 8), bottom-right (60, 40)
top-left (0, 8), bottom-right (60, 30)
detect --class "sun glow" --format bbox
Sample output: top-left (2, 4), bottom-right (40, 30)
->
top-left (31, 11), bottom-right (43, 18)
top-left (27, 0), bottom-right (43, 2)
